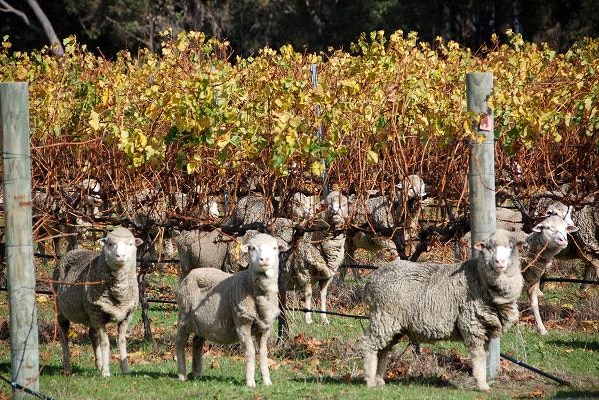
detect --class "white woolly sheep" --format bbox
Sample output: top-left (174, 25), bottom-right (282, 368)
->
top-left (521, 215), bottom-right (579, 335)
top-left (52, 227), bottom-right (143, 377)
top-left (359, 229), bottom-right (525, 392)
top-left (285, 190), bottom-right (349, 324)
top-left (175, 233), bottom-right (286, 387)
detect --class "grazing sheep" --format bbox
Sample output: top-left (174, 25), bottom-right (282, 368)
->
top-left (570, 204), bottom-right (599, 291)
top-left (52, 227), bottom-right (143, 377)
top-left (521, 215), bottom-right (579, 335)
top-left (175, 233), bottom-right (286, 387)
top-left (359, 229), bottom-right (525, 392)
top-left (285, 190), bottom-right (349, 324)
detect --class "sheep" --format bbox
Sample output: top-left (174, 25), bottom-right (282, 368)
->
top-left (341, 175), bottom-right (426, 279)
top-left (359, 229), bottom-right (525, 392)
top-left (284, 190), bottom-right (349, 324)
top-left (175, 217), bottom-right (294, 277)
top-left (570, 204), bottom-right (599, 291)
top-left (228, 194), bottom-right (274, 226)
top-left (521, 215), bottom-right (579, 335)
top-left (175, 233), bottom-right (286, 387)
top-left (52, 227), bottom-right (143, 377)
top-left (456, 201), bottom-right (573, 261)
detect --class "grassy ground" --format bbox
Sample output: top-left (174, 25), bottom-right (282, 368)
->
top-left (1, 250), bottom-right (598, 400)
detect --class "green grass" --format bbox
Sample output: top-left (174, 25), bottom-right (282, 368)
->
top-left (1, 269), bottom-right (598, 400)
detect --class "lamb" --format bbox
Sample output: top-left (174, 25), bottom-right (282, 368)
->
top-left (521, 215), bottom-right (579, 335)
top-left (175, 233), bottom-right (286, 387)
top-left (285, 190), bottom-right (349, 324)
top-left (52, 227), bottom-right (143, 377)
top-left (359, 229), bottom-right (525, 392)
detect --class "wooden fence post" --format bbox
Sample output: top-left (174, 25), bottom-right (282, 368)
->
top-left (1, 82), bottom-right (40, 399)
top-left (466, 72), bottom-right (499, 379)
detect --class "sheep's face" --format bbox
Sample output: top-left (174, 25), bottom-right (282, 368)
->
top-left (319, 191), bottom-right (348, 227)
top-left (474, 229), bottom-right (523, 273)
top-left (532, 215), bottom-right (579, 250)
top-left (544, 202), bottom-right (574, 227)
top-left (242, 233), bottom-right (284, 273)
top-left (101, 228), bottom-right (143, 268)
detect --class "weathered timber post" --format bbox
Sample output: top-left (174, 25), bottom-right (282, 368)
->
top-left (310, 64), bottom-right (328, 196)
top-left (466, 72), bottom-right (499, 379)
top-left (1, 82), bottom-right (40, 399)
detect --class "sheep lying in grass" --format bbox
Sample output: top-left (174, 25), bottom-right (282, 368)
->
top-left (285, 190), bottom-right (349, 324)
top-left (175, 233), bottom-right (287, 387)
top-left (522, 215), bottom-right (579, 335)
top-left (52, 227), bottom-right (143, 377)
top-left (359, 229), bottom-right (525, 392)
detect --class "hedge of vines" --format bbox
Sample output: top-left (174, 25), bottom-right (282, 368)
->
top-left (0, 30), bottom-right (598, 239)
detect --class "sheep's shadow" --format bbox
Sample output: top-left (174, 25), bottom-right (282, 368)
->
top-left (551, 390), bottom-right (599, 399)
top-left (290, 375), bottom-right (458, 389)
top-left (546, 339), bottom-right (599, 352)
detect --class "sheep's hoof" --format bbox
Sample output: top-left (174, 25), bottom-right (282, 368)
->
top-left (538, 328), bottom-right (548, 336)
top-left (375, 376), bottom-right (385, 386)
top-left (263, 379), bottom-right (272, 386)
top-left (477, 383), bottom-right (491, 392)
top-left (246, 381), bottom-right (257, 388)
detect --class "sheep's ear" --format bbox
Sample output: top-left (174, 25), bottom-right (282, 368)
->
top-left (278, 242), bottom-right (290, 253)
top-left (566, 225), bottom-right (580, 233)
top-left (240, 243), bottom-right (250, 253)
top-left (98, 237), bottom-right (106, 247)
top-left (473, 241), bottom-right (486, 251)
top-left (134, 238), bottom-right (143, 247)
top-left (514, 240), bottom-right (528, 252)
top-left (532, 223), bottom-right (544, 233)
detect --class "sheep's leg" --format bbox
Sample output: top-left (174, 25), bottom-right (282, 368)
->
top-left (375, 338), bottom-right (400, 386)
top-left (89, 327), bottom-right (103, 372)
top-left (360, 327), bottom-right (395, 387)
top-left (257, 329), bottom-right (272, 386)
top-left (528, 281), bottom-right (548, 335)
top-left (469, 343), bottom-right (490, 392)
top-left (191, 335), bottom-right (205, 378)
top-left (581, 260), bottom-right (599, 291)
top-left (97, 326), bottom-right (111, 377)
top-left (318, 278), bottom-right (332, 324)
top-left (175, 323), bottom-right (192, 381)
top-left (304, 283), bottom-right (313, 324)
top-left (360, 332), bottom-right (380, 387)
top-left (58, 314), bottom-right (72, 375)
top-left (117, 313), bottom-right (133, 374)
top-left (237, 324), bottom-right (257, 387)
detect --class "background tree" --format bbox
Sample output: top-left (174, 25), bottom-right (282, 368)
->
top-left (1, 0), bottom-right (598, 57)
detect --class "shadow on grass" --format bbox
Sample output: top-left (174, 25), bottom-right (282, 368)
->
top-left (546, 339), bottom-right (599, 352)
top-left (291, 375), bottom-right (457, 389)
top-left (551, 389), bottom-right (599, 399)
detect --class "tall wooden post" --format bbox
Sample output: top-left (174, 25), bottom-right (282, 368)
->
top-left (1, 82), bottom-right (40, 399)
top-left (466, 72), bottom-right (499, 379)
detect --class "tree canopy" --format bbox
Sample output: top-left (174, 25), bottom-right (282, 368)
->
top-left (1, 0), bottom-right (598, 58)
